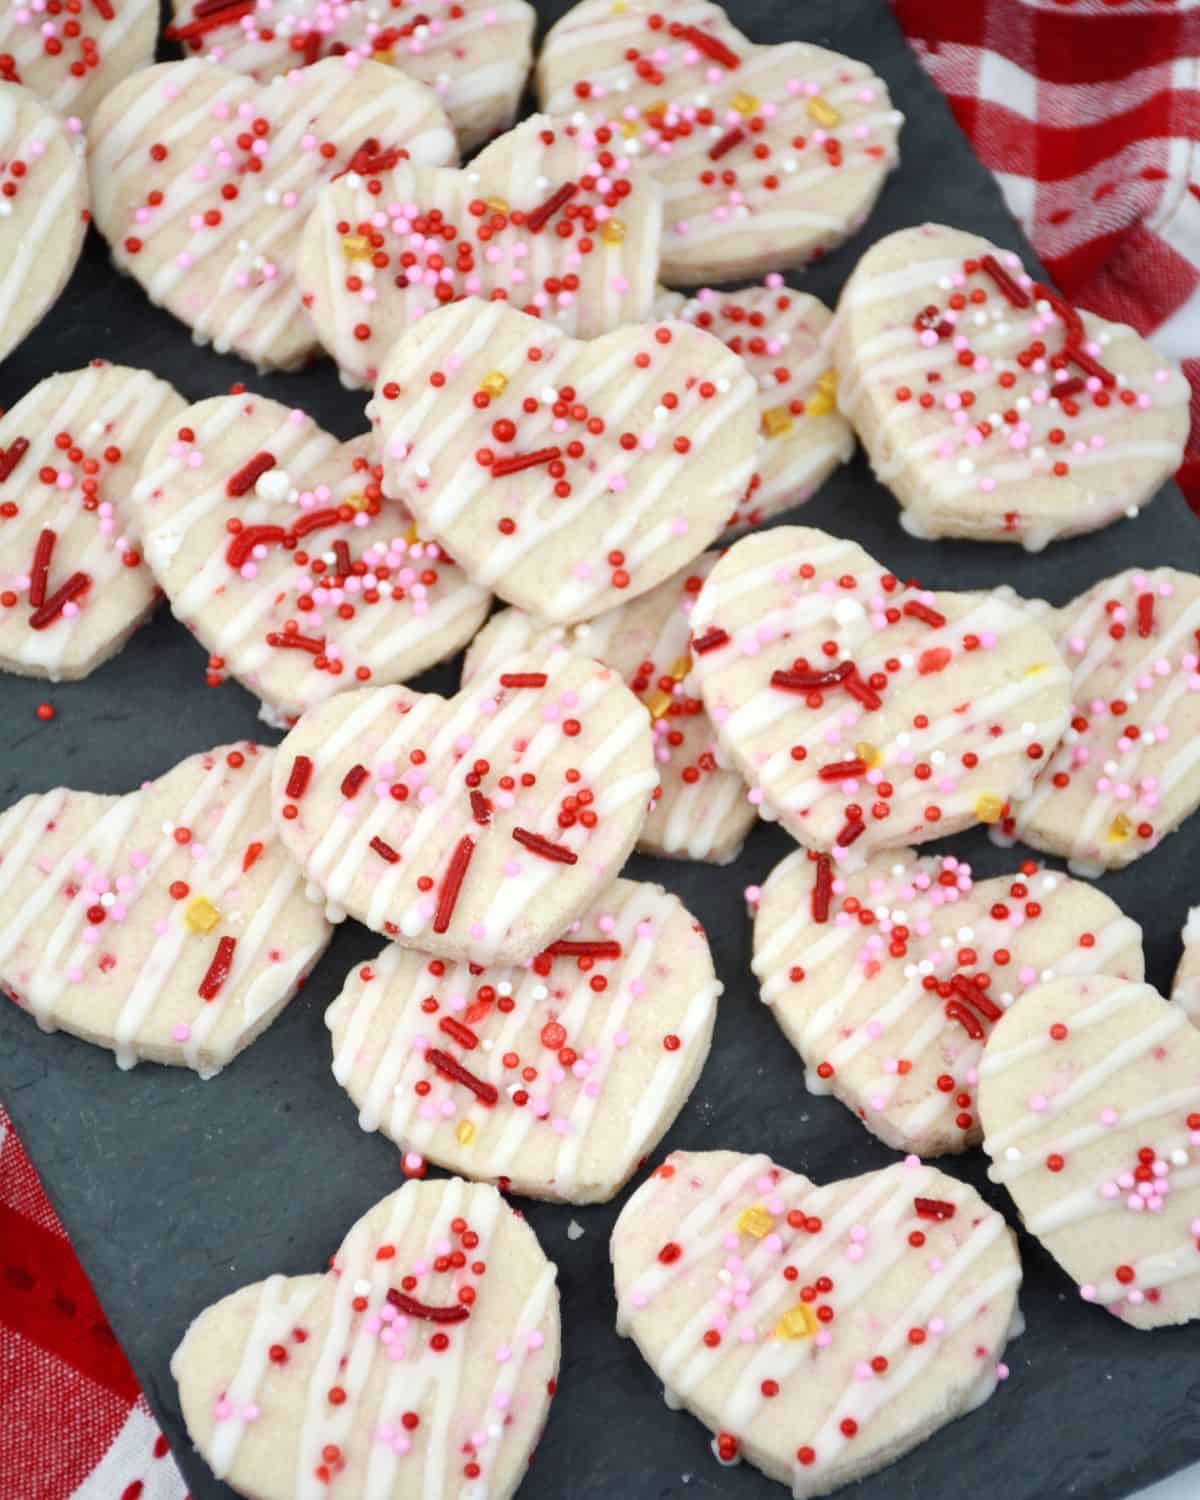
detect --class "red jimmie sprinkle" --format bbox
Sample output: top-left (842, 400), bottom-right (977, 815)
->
top-left (524, 181), bottom-right (578, 233)
top-left (691, 628), bottom-right (729, 655)
top-left (90, 0), bottom-right (115, 16)
top-left (438, 1015), bottom-right (479, 1050)
top-left (951, 973), bottom-right (1002, 1022)
top-left (470, 790), bottom-right (492, 825)
top-left (226, 451), bottom-right (276, 497)
top-left (544, 939), bottom-right (623, 959)
top-left (0, 437), bottom-right (29, 483)
top-left (914, 1197), bottom-right (957, 1221)
top-left (512, 828), bottom-right (578, 864)
top-left (30, 572), bottom-right (90, 630)
top-left (708, 127), bottom-right (745, 161)
top-left (425, 1047), bottom-right (499, 1105)
top-left (818, 758), bottom-right (867, 782)
top-left (1033, 281), bottom-right (1084, 348)
top-left (843, 668), bottom-right (881, 710)
top-left (1053, 377), bottom-right (1085, 401)
top-left (370, 835), bottom-right (400, 864)
top-left (499, 672), bottom-right (548, 688)
top-left (811, 854), bottom-right (833, 923)
top-left (979, 253), bottom-right (1030, 309)
top-left (267, 632), bottom-right (326, 655)
top-left (341, 764), bottom-right (369, 798)
top-left (490, 447), bottom-right (562, 479)
top-left (28, 528), bottom-right (56, 610)
top-left (242, 841), bottom-right (264, 872)
top-left (433, 835), bottom-right (475, 933)
top-left (1065, 344), bottom-right (1116, 388)
top-left (944, 998), bottom-right (984, 1040)
top-left (902, 599), bottom-right (947, 629)
top-left (771, 661), bottom-right (852, 693)
top-left (290, 508), bottom-right (343, 540)
top-left (164, 2), bottom-right (255, 40)
top-left (677, 24), bottom-right (741, 68)
top-left (1137, 592), bottom-right (1155, 638)
top-left (386, 1288), bottom-right (471, 1323)
top-left (285, 755), bottom-right (313, 800)
top-left (835, 816), bottom-right (865, 849)
top-left (226, 524), bottom-right (287, 568)
top-left (198, 935), bottom-right (237, 1001)
top-left (333, 539), bottom-right (352, 577)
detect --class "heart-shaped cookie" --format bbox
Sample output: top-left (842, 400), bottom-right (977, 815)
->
top-left (0, 83), bottom-right (88, 364)
top-left (88, 57), bottom-right (456, 371)
top-left (612, 1150), bottom-right (1021, 1495)
top-left (463, 554), bottom-right (754, 863)
top-left (131, 392), bottom-right (490, 725)
top-left (173, 1176), bottom-right (560, 1500)
top-left (833, 224), bottom-right (1191, 548)
top-left (0, 743), bottom-right (332, 1076)
top-left (1173, 908), bottom-right (1200, 1027)
top-left (996, 566), bottom-right (1200, 873)
top-left (751, 845), bottom-right (1144, 1156)
top-left (271, 647), bottom-right (658, 964)
top-left (0, 364), bottom-right (185, 681)
top-left (654, 278), bottom-right (853, 535)
top-left (374, 299), bottom-right (760, 623)
top-left (166, 0), bottom-right (535, 151)
top-left (300, 114), bottom-right (663, 388)
top-left (328, 877), bottom-right (720, 1203)
top-left (1, 0), bottom-right (156, 123)
top-left (537, 0), bottom-right (901, 285)
top-left (690, 526), bottom-right (1071, 861)
top-left (979, 975), bottom-right (1200, 1329)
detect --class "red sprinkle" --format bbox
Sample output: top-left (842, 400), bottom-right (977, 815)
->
top-left (470, 790), bottom-right (492, 825)
top-left (811, 854), bottom-right (833, 923)
top-left (771, 662), bottom-right (852, 693)
top-left (544, 939), bottom-right (623, 959)
top-left (1065, 344), bottom-right (1116, 388)
top-left (226, 452), bottom-right (276, 497)
top-left (438, 1015), bottom-right (479, 1050)
top-left (691, 628), bottom-right (730, 655)
top-left (1136, 592), bottom-right (1155, 638)
top-left (341, 764), bottom-right (368, 798)
top-left (433, 835), bottom-right (475, 933)
top-left (902, 599), bottom-right (947, 629)
top-left (198, 935), bottom-right (236, 1000)
top-left (242, 841), bottom-right (264, 872)
top-left (29, 528), bottom-right (56, 610)
top-left (491, 447), bottom-right (562, 479)
top-left (914, 1197), bottom-right (957, 1221)
top-left (285, 755), bottom-right (313, 800)
top-left (524, 181), bottom-right (578, 233)
top-left (818, 758), bottom-right (867, 782)
top-left (835, 817), bottom-right (865, 849)
top-left (0, 437), bottom-right (29, 483)
top-left (512, 828), bottom-right (578, 864)
top-left (979, 253), bottom-right (1030, 309)
top-left (226, 523), bottom-right (287, 568)
top-left (425, 1047), bottom-right (499, 1105)
top-left (708, 127), bottom-right (745, 161)
top-left (370, 836), bottom-right (400, 864)
top-left (944, 998), bottom-right (984, 1040)
top-left (386, 1288), bottom-right (471, 1323)
top-left (266, 632), bottom-right (326, 655)
top-left (678, 24), bottom-right (741, 68)
top-left (499, 672), bottom-right (548, 688)
top-left (30, 572), bottom-right (89, 630)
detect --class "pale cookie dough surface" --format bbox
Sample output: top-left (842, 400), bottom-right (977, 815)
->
top-left (751, 845), bottom-right (1144, 1156)
top-left (327, 877), bottom-right (721, 1203)
top-left (979, 975), bottom-right (1200, 1330)
top-left (173, 1177), bottom-right (559, 1500)
top-left (167, 0), bottom-right (534, 152)
top-left (690, 526), bottom-right (1071, 861)
top-left (0, 83), bottom-right (88, 365)
top-left (463, 555), bottom-right (754, 864)
top-left (832, 223), bottom-right (1190, 548)
top-left (0, 743), bottom-right (332, 1077)
top-left (131, 393), bottom-right (490, 725)
top-left (536, 0), bottom-right (901, 285)
top-left (88, 58), bottom-right (456, 371)
top-left (612, 1150), bottom-right (1021, 1498)
top-left (0, 0), bottom-right (156, 124)
top-left (271, 648), bottom-right (657, 964)
top-left (300, 114), bottom-right (663, 388)
top-left (998, 567), bottom-right (1200, 873)
top-left (0, 364), bottom-right (185, 681)
top-left (1173, 907), bottom-right (1200, 1026)
top-left (654, 279), bottom-right (853, 535)
top-left (374, 300), bottom-right (759, 624)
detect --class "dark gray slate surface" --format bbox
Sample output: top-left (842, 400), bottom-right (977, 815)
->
top-left (2, 3), bottom-right (1200, 1499)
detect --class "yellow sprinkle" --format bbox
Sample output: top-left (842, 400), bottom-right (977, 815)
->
top-left (1108, 813), bottom-right (1133, 842)
top-left (485, 195), bottom-right (510, 214)
top-left (344, 491), bottom-right (370, 513)
top-left (974, 794), bottom-right (1005, 825)
top-left (619, 119), bottom-right (640, 138)
top-left (855, 741), bottom-right (880, 769)
top-left (455, 1120), bottom-right (476, 1146)
top-left (372, 49), bottom-right (394, 64)
top-left (762, 406), bottom-right (794, 439)
top-left (669, 655), bottom-right (691, 683)
top-left (184, 897), bottom-right (220, 934)
top-left (736, 1204), bottom-right (775, 1239)
top-left (806, 391), bottom-right (834, 418)
top-left (480, 370), bottom-right (508, 397)
top-left (1025, 662), bottom-right (1047, 676)
top-left (403, 521), bottom-right (423, 546)
top-left (776, 1303), bottom-right (818, 1340)
top-left (731, 90), bottom-right (759, 117)
top-left (816, 370), bottom-right (837, 397)
top-left (600, 218), bottom-right (627, 245)
top-left (612, 0), bottom-right (626, 11)
top-left (646, 688), bottom-right (675, 721)
top-left (643, 100), bottom-right (667, 120)
top-left (341, 234), bottom-right (372, 262)
top-left (806, 96), bottom-right (841, 128)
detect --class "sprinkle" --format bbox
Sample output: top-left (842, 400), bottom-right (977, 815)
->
top-left (979, 254), bottom-right (1030, 309)
top-left (30, 573), bottom-right (90, 630)
top-left (678, 25), bottom-right (741, 68)
top-left (811, 854), bottom-right (833, 923)
top-left (512, 828), bottom-right (577, 864)
top-left (370, 836), bottom-right (401, 864)
top-left (914, 1197), bottom-right (956, 1221)
top-left (0, 437), bottom-right (30, 483)
top-left (491, 447), bottom-right (562, 479)
top-left (425, 1048), bottom-right (499, 1105)
top-left (286, 755), bottom-right (313, 800)
top-left (198, 935), bottom-right (236, 1000)
top-left (433, 835), bottom-right (476, 933)
top-left (226, 452), bottom-right (276, 497)
top-left (185, 897), bottom-right (221, 934)
top-left (691, 628), bottom-right (730, 655)
top-left (386, 1288), bottom-right (470, 1323)
top-left (499, 672), bottom-right (548, 688)
top-left (28, 528), bottom-right (56, 610)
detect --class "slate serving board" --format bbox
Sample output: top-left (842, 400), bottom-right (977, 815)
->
top-left (2, 2), bottom-right (1199, 1498)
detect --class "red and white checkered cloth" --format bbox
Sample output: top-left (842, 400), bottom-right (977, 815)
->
top-left (3, 6), bottom-right (1200, 1498)
top-left (892, 0), bottom-right (1200, 513)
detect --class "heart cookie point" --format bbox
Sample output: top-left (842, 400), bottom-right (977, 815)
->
top-left (0, 364), bottom-right (186, 682)
top-left (753, 845), bottom-right (1145, 1156)
top-left (271, 651), bottom-right (658, 964)
top-left (301, 114), bottom-right (664, 388)
top-left (131, 393), bottom-right (490, 720)
top-left (613, 1150), bottom-right (1021, 1495)
top-left (462, 554), bottom-right (755, 864)
top-left (88, 58), bottom-right (456, 371)
top-left (0, 85), bottom-right (88, 365)
top-left (537, 0), bottom-right (902, 284)
top-left (0, 743), bottom-right (332, 1075)
top-left (327, 877), bottom-right (720, 1203)
top-left (980, 974), bottom-right (1200, 1330)
top-left (834, 224), bottom-right (1190, 547)
top-left (173, 1177), bottom-right (560, 1500)
top-left (374, 299), bottom-right (760, 623)
top-left (691, 525), bottom-right (1071, 861)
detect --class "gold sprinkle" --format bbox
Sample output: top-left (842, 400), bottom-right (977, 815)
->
top-left (806, 96), bottom-right (841, 128)
top-left (646, 688), bottom-right (674, 721)
top-left (1108, 813), bottom-right (1133, 842)
top-left (372, 48), bottom-right (394, 64)
top-left (806, 369), bottom-right (838, 417)
top-left (341, 233), bottom-right (372, 262)
top-left (184, 897), bottom-right (221, 934)
top-left (669, 654), bottom-right (691, 682)
top-left (1025, 662), bottom-right (1047, 676)
top-left (643, 100), bottom-right (667, 120)
top-left (974, 794), bottom-right (1005, 825)
top-left (344, 491), bottom-right (371, 513)
top-left (736, 1204), bottom-right (774, 1239)
top-left (855, 740), bottom-right (880, 769)
top-left (731, 90), bottom-right (759, 117)
top-left (600, 218), bottom-right (627, 245)
top-left (403, 521), bottom-right (422, 546)
top-left (776, 1303), bottom-right (818, 1340)
top-left (480, 370), bottom-right (508, 397)
top-left (611, 0), bottom-right (626, 11)
top-left (455, 1120), bottom-right (475, 1146)
top-left (619, 119), bottom-right (640, 139)
top-left (761, 406), bottom-right (793, 438)
top-left (485, 195), bottom-right (510, 214)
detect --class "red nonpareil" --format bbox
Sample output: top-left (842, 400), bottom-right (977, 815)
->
top-left (708, 128), bottom-right (745, 161)
top-left (198, 935), bottom-right (237, 1001)
top-left (544, 939), bottom-right (622, 959)
top-left (677, 24), bottom-right (740, 68)
top-left (0, 437), bottom-right (29, 483)
top-left (226, 524), bottom-right (287, 568)
top-left (386, 1288), bottom-right (470, 1323)
top-left (512, 828), bottom-right (578, 864)
top-left (438, 1015), bottom-right (479, 1050)
top-left (433, 835), bottom-right (475, 933)
top-left (425, 1047), bottom-right (499, 1105)
top-left (370, 835), bottom-right (400, 864)
top-left (914, 1197), bottom-right (956, 1221)
top-left (28, 528), bottom-right (56, 610)
top-left (978, 253), bottom-right (1029, 309)
top-left (499, 672), bottom-right (548, 688)
top-left (226, 452), bottom-right (276, 497)
top-left (1136, 592), bottom-right (1155, 638)
top-left (341, 764), bottom-right (369, 798)
top-left (286, 755), bottom-right (313, 799)
top-left (490, 447), bottom-right (562, 479)
top-left (770, 662), bottom-right (853, 693)
top-left (811, 854), bottom-right (832, 923)
top-left (691, 628), bottom-right (729, 655)
top-left (30, 572), bottom-right (90, 630)
top-left (524, 181), bottom-right (578, 233)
